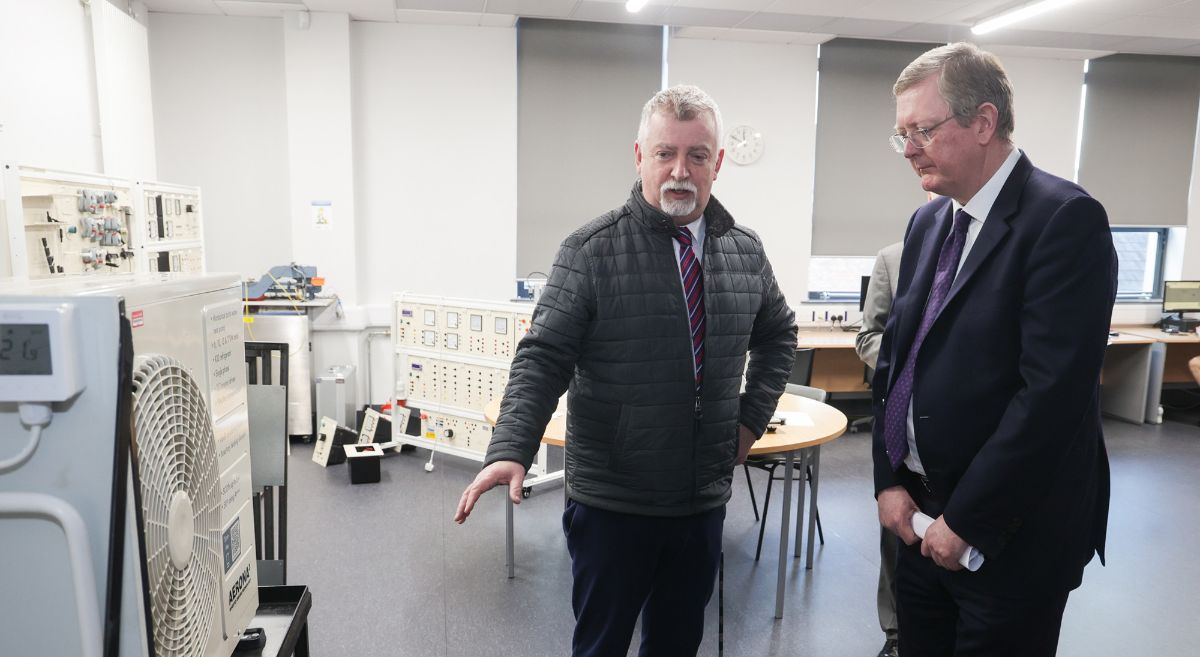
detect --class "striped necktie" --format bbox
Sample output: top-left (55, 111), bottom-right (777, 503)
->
top-left (675, 226), bottom-right (705, 391)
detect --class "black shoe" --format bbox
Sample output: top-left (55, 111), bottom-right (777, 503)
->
top-left (876, 638), bottom-right (899, 657)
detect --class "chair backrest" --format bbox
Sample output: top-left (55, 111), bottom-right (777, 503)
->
top-left (789, 347), bottom-right (816, 386)
top-left (785, 383), bottom-right (828, 403)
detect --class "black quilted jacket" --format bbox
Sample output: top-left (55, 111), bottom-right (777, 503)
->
top-left (485, 181), bottom-right (797, 516)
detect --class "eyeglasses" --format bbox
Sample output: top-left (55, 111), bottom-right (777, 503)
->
top-left (889, 115), bottom-right (956, 153)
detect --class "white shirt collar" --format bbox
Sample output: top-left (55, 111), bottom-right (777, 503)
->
top-left (682, 214), bottom-right (705, 236)
top-left (952, 147), bottom-right (1021, 222)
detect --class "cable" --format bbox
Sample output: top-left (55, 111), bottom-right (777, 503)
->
top-left (0, 426), bottom-right (43, 474)
top-left (265, 270), bottom-right (303, 314)
top-left (1, 403), bottom-right (53, 475)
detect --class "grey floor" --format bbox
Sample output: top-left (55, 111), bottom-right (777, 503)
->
top-left (284, 413), bottom-right (1200, 657)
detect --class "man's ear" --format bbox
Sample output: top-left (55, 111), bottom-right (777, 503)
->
top-left (634, 141), bottom-right (643, 174)
top-left (975, 103), bottom-right (999, 145)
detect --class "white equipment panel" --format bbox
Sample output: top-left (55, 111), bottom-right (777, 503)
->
top-left (132, 181), bottom-right (205, 274)
top-left (1, 165), bottom-right (137, 278)
top-left (393, 294), bottom-right (556, 479)
top-left (0, 165), bottom-right (208, 278)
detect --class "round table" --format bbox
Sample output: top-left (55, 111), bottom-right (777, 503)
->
top-left (483, 392), bottom-right (847, 619)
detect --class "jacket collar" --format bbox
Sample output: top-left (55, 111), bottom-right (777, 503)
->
top-left (626, 180), bottom-right (736, 238)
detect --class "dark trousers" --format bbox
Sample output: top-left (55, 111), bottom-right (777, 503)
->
top-left (896, 471), bottom-right (1070, 657)
top-left (878, 526), bottom-right (900, 640)
top-left (562, 499), bottom-right (725, 657)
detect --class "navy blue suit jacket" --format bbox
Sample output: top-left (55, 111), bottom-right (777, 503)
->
top-left (872, 152), bottom-right (1116, 595)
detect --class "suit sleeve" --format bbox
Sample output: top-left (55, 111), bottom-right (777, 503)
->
top-left (484, 239), bottom-right (594, 470)
top-left (942, 195), bottom-right (1116, 557)
top-left (739, 250), bottom-right (799, 438)
top-left (855, 250), bottom-right (895, 370)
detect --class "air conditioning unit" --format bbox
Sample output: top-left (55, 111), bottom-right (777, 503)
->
top-left (0, 273), bottom-right (258, 657)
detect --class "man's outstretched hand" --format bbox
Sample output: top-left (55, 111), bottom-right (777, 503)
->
top-left (454, 460), bottom-right (526, 524)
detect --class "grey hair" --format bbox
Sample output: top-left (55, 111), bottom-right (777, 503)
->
top-left (894, 42), bottom-right (1015, 143)
top-left (637, 84), bottom-right (724, 148)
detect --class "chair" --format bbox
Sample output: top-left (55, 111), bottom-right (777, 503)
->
top-left (742, 348), bottom-right (826, 560)
top-left (848, 364), bottom-right (876, 433)
top-left (742, 348), bottom-right (814, 522)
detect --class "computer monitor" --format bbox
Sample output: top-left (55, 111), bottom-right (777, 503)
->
top-left (1163, 281), bottom-right (1200, 315)
top-left (859, 275), bottom-right (871, 312)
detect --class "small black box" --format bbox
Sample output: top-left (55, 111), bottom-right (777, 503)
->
top-left (344, 444), bottom-right (382, 484)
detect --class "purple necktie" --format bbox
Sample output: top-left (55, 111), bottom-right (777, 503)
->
top-left (675, 227), bottom-right (705, 391)
top-left (883, 209), bottom-right (973, 470)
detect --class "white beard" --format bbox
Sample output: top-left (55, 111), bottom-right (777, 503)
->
top-left (660, 180), bottom-right (697, 217)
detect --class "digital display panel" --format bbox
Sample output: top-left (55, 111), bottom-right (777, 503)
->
top-left (0, 324), bottom-right (53, 375)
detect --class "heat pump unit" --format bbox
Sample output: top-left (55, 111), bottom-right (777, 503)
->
top-left (0, 273), bottom-right (258, 657)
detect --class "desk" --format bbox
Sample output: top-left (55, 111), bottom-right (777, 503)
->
top-left (796, 329), bottom-right (868, 394)
top-left (807, 325), bottom-right (1177, 424)
top-left (1125, 329), bottom-right (1200, 384)
top-left (483, 394), bottom-right (847, 620)
top-left (243, 297), bottom-right (336, 312)
top-left (1121, 328), bottom-right (1200, 421)
top-left (1101, 331), bottom-right (1158, 423)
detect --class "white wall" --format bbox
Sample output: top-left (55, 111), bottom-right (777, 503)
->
top-left (282, 12), bottom-right (359, 304)
top-left (668, 37), bottom-right (818, 308)
top-left (351, 21), bottom-right (517, 306)
top-left (148, 13), bottom-right (292, 279)
top-left (0, 0), bottom-right (102, 171)
top-left (92, 0), bottom-right (157, 180)
top-left (315, 21), bottom-right (518, 404)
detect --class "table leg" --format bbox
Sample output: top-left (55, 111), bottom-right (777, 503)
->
top-left (506, 495), bottom-right (515, 579)
top-left (793, 449), bottom-right (810, 559)
top-left (775, 450), bottom-right (795, 619)
top-left (806, 446), bottom-right (821, 570)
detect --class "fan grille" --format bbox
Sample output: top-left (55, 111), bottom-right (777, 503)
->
top-left (131, 355), bottom-right (222, 657)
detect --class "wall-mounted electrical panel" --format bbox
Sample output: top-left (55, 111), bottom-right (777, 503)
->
top-left (132, 181), bottom-right (205, 274)
top-left (0, 164), bottom-right (207, 279)
top-left (1, 165), bottom-right (137, 278)
top-left (392, 294), bottom-right (548, 471)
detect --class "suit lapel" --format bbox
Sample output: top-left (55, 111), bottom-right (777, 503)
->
top-left (929, 154), bottom-right (1032, 328)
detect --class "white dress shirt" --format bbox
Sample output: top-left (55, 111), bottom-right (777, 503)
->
top-left (905, 147), bottom-right (1021, 476)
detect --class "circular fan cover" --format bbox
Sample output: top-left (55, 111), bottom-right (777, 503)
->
top-left (131, 355), bottom-right (222, 657)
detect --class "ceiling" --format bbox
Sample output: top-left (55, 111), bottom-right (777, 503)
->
top-left (136, 0), bottom-right (1200, 57)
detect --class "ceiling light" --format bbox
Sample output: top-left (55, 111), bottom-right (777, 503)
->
top-left (971, 0), bottom-right (1078, 35)
top-left (626, 0), bottom-right (649, 12)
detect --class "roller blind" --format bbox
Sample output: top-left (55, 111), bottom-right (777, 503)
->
top-left (1077, 54), bottom-right (1200, 227)
top-left (811, 38), bottom-right (938, 256)
top-left (516, 18), bottom-right (662, 277)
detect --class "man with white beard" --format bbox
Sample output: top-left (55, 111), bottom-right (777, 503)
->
top-left (455, 85), bottom-right (798, 657)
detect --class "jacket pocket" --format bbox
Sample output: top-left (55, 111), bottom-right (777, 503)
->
top-left (608, 404), bottom-right (633, 471)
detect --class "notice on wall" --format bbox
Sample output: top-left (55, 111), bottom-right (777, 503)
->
top-left (204, 300), bottom-right (246, 420)
top-left (311, 200), bottom-right (333, 229)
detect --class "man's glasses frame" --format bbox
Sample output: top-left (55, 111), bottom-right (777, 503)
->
top-left (889, 115), bottom-right (957, 153)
